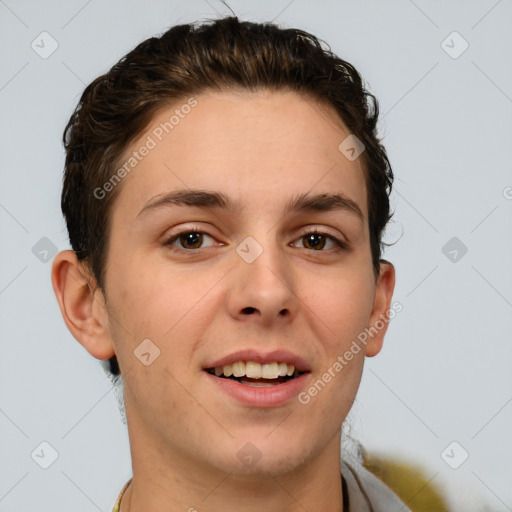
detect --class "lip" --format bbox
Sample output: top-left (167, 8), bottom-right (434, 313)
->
top-left (204, 371), bottom-right (311, 408)
top-left (204, 349), bottom-right (310, 372)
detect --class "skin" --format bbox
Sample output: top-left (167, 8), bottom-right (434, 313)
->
top-left (52, 89), bottom-right (395, 512)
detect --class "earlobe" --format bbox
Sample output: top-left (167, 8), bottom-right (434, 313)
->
top-left (51, 250), bottom-right (115, 360)
top-left (364, 260), bottom-right (396, 358)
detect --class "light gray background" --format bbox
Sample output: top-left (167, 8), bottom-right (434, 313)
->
top-left (1, 0), bottom-right (511, 510)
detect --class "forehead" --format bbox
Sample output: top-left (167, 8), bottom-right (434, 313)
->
top-left (111, 89), bottom-right (368, 222)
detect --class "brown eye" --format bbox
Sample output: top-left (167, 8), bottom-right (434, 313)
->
top-left (165, 231), bottom-right (215, 251)
top-left (294, 230), bottom-right (346, 251)
top-left (302, 233), bottom-right (327, 250)
top-left (178, 232), bottom-right (203, 249)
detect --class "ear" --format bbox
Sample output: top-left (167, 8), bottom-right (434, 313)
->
top-left (51, 250), bottom-right (115, 360)
top-left (364, 260), bottom-right (396, 357)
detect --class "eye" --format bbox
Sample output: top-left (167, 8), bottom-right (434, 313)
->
top-left (293, 229), bottom-right (346, 251)
top-left (163, 227), bottom-right (347, 253)
top-left (164, 229), bottom-right (217, 251)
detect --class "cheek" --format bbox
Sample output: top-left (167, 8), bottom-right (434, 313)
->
top-left (305, 271), bottom-right (375, 349)
top-left (109, 257), bottom-right (184, 329)
top-left (320, 274), bottom-right (373, 407)
top-left (106, 257), bottom-right (218, 367)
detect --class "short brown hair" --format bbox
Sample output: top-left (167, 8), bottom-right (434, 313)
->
top-left (61, 16), bottom-right (394, 377)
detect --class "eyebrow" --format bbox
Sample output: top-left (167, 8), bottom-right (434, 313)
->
top-left (137, 189), bottom-right (365, 222)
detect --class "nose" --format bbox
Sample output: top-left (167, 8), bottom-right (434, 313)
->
top-left (227, 234), bottom-right (299, 327)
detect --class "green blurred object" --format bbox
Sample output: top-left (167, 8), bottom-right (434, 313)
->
top-left (362, 449), bottom-right (451, 512)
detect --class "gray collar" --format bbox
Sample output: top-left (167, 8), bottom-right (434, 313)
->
top-left (341, 459), bottom-right (412, 512)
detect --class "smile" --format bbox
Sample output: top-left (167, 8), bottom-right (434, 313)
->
top-left (204, 361), bottom-right (310, 407)
top-left (206, 360), bottom-right (305, 386)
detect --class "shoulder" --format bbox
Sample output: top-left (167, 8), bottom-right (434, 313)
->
top-left (341, 458), bottom-right (412, 512)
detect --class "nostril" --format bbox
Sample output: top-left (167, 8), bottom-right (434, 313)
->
top-left (242, 307), bottom-right (257, 314)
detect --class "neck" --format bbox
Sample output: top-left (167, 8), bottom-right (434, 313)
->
top-left (120, 430), bottom-right (345, 512)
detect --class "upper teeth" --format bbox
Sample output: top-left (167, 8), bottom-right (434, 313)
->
top-left (213, 361), bottom-right (296, 379)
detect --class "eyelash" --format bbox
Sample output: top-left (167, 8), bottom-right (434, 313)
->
top-left (163, 227), bottom-right (347, 253)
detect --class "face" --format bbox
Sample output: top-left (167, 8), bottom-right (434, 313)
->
top-left (93, 90), bottom-right (393, 476)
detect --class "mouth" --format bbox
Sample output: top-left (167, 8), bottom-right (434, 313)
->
top-left (204, 361), bottom-right (308, 387)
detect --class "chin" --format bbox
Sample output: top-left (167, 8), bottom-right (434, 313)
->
top-left (207, 432), bottom-right (316, 477)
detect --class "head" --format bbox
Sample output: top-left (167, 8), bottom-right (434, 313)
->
top-left (52, 16), bottom-right (395, 477)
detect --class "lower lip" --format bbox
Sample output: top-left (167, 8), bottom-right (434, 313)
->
top-left (204, 372), bottom-right (310, 408)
